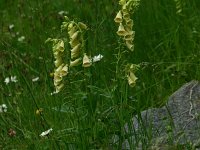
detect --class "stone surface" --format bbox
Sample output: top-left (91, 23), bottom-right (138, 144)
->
top-left (122, 80), bottom-right (200, 149)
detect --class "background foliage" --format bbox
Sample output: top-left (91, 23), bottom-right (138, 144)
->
top-left (0, 0), bottom-right (200, 149)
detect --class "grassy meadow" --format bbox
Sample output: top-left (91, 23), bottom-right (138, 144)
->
top-left (0, 0), bottom-right (200, 149)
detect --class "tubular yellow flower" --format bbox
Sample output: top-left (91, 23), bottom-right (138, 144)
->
top-left (71, 43), bottom-right (81, 59)
top-left (53, 40), bottom-right (64, 52)
top-left (124, 30), bottom-right (135, 40)
top-left (70, 58), bottom-right (82, 67)
top-left (54, 74), bottom-right (62, 86)
top-left (56, 83), bottom-right (64, 93)
top-left (68, 22), bottom-right (74, 31)
top-left (54, 58), bottom-right (63, 67)
top-left (125, 19), bottom-right (133, 28)
top-left (117, 23), bottom-right (127, 36)
top-left (122, 4), bottom-right (128, 13)
top-left (114, 11), bottom-right (123, 23)
top-left (71, 31), bottom-right (79, 40)
top-left (82, 53), bottom-right (91, 67)
top-left (123, 12), bottom-right (130, 21)
top-left (68, 26), bottom-right (77, 38)
top-left (59, 64), bottom-right (68, 76)
top-left (55, 64), bottom-right (64, 72)
top-left (127, 72), bottom-right (138, 87)
top-left (126, 40), bottom-right (134, 51)
top-left (69, 31), bottom-right (80, 48)
top-left (69, 38), bottom-right (79, 48)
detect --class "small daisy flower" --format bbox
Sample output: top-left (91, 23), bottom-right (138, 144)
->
top-left (4, 77), bottom-right (10, 84)
top-left (11, 76), bottom-right (18, 82)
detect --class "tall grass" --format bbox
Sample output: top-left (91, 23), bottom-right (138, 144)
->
top-left (0, 0), bottom-right (200, 149)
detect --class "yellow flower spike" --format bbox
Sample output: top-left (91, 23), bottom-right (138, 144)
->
top-left (78, 22), bottom-right (88, 30)
top-left (70, 58), bottom-right (82, 67)
top-left (117, 23), bottom-right (127, 36)
top-left (71, 43), bottom-right (81, 59)
top-left (82, 53), bottom-right (92, 67)
top-left (56, 83), bottom-right (64, 93)
top-left (126, 40), bottom-right (134, 51)
top-left (114, 10), bottom-right (123, 23)
top-left (127, 72), bottom-right (138, 87)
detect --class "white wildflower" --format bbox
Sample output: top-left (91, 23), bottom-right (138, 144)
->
top-left (11, 76), bottom-right (18, 82)
top-left (9, 24), bottom-right (14, 30)
top-left (40, 128), bottom-right (53, 137)
top-left (32, 77), bottom-right (39, 82)
top-left (18, 36), bottom-right (25, 42)
top-left (4, 77), bottom-right (10, 85)
top-left (0, 104), bottom-right (7, 113)
top-left (92, 54), bottom-right (103, 63)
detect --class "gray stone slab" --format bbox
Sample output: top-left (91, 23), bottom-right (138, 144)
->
top-left (121, 80), bottom-right (200, 149)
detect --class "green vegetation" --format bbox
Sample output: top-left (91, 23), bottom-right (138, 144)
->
top-left (0, 0), bottom-right (200, 149)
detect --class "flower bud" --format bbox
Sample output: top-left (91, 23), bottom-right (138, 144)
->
top-left (78, 22), bottom-right (88, 30)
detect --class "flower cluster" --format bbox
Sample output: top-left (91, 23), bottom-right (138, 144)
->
top-left (47, 39), bottom-right (68, 93)
top-left (62, 19), bottom-right (91, 68)
top-left (114, 0), bottom-right (140, 51)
